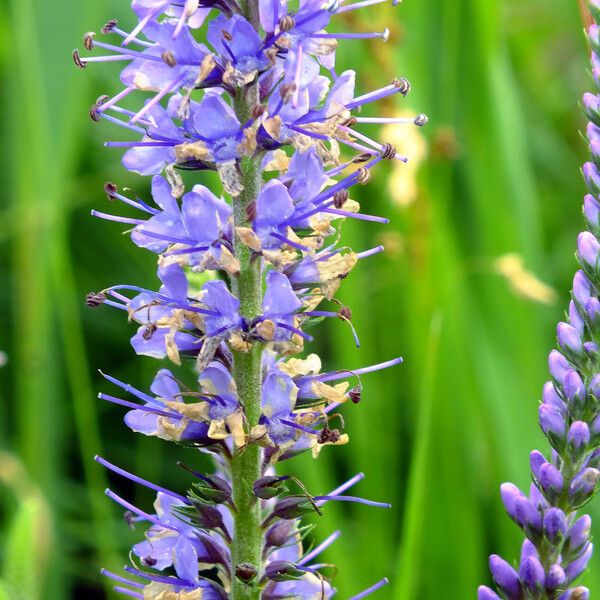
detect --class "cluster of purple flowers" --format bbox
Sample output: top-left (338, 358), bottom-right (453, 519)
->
top-left (76, 0), bottom-right (423, 597)
top-left (478, 7), bottom-right (600, 600)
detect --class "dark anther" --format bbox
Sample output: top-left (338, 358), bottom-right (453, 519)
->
top-left (333, 189), bottom-right (348, 209)
top-left (348, 385), bottom-right (362, 404)
top-left (338, 306), bottom-right (352, 321)
top-left (86, 292), bottom-right (106, 308)
top-left (279, 83), bottom-right (297, 102)
top-left (392, 77), bottom-right (411, 96)
top-left (235, 563), bottom-right (258, 584)
top-left (251, 104), bottom-right (267, 120)
top-left (162, 50), bottom-right (177, 67)
top-left (142, 556), bottom-right (157, 567)
top-left (317, 426), bottom-right (341, 444)
top-left (342, 116), bottom-right (358, 127)
top-left (246, 201), bottom-right (257, 222)
top-left (278, 15), bottom-right (296, 32)
top-left (143, 324), bottom-right (157, 340)
top-left (101, 19), bottom-right (118, 34)
top-left (414, 113), bottom-right (428, 127)
top-left (352, 152), bottom-right (372, 164)
top-left (380, 143), bottom-right (397, 160)
top-left (222, 29), bottom-right (233, 41)
top-left (357, 167), bottom-right (371, 185)
top-left (104, 181), bottom-right (118, 200)
top-left (72, 49), bottom-right (86, 69)
top-left (83, 32), bottom-right (95, 50)
top-left (124, 510), bottom-right (136, 529)
top-left (89, 95), bottom-right (109, 122)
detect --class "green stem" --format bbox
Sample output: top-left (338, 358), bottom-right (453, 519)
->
top-left (229, 4), bottom-right (264, 593)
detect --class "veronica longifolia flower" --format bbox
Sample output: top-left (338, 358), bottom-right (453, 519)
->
top-left (78, 0), bottom-right (422, 595)
top-left (479, 5), bottom-right (600, 598)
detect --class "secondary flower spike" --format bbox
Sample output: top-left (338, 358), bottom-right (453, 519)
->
top-left (478, 5), bottom-right (600, 599)
top-left (77, 0), bottom-right (423, 596)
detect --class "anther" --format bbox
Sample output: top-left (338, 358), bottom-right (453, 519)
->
top-left (142, 556), bottom-right (158, 567)
top-left (352, 152), bottom-right (372, 163)
top-left (342, 116), bottom-right (358, 127)
top-left (381, 28), bottom-right (390, 42)
top-left (162, 50), bottom-right (177, 66)
top-left (72, 49), bottom-right (86, 69)
top-left (246, 201), bottom-right (257, 222)
top-left (414, 113), bottom-right (428, 127)
top-left (356, 167), bottom-right (371, 185)
top-left (86, 292), bottom-right (106, 308)
top-left (318, 426), bottom-right (341, 444)
top-left (124, 511), bottom-right (136, 529)
top-left (333, 189), bottom-right (349, 209)
top-left (89, 95), bottom-right (109, 121)
top-left (143, 324), bottom-right (157, 340)
top-left (278, 15), bottom-right (296, 32)
top-left (392, 77), bottom-right (410, 96)
top-left (101, 19), bottom-right (118, 34)
top-left (222, 29), bottom-right (233, 42)
top-left (279, 83), bottom-right (297, 102)
top-left (104, 182), bottom-right (118, 200)
top-left (235, 563), bottom-right (258, 584)
top-left (348, 385), bottom-right (362, 404)
top-left (338, 306), bottom-right (353, 321)
top-left (251, 104), bottom-right (267, 120)
top-left (380, 143), bottom-right (397, 160)
top-left (83, 32), bottom-right (95, 50)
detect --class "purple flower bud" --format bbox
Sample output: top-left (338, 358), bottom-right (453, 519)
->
top-left (557, 322), bottom-right (583, 354)
top-left (568, 421), bottom-right (590, 453)
top-left (543, 507), bottom-right (567, 544)
top-left (578, 231), bottom-right (600, 269)
top-left (565, 515), bottom-right (592, 554)
top-left (514, 496), bottom-right (542, 532)
top-left (549, 350), bottom-right (571, 384)
top-left (569, 301), bottom-right (585, 334)
top-left (538, 462), bottom-right (564, 499)
top-left (519, 555), bottom-right (545, 593)
top-left (569, 468), bottom-right (600, 508)
top-left (477, 586), bottom-right (501, 600)
top-left (546, 564), bottom-right (566, 590)
top-left (563, 370), bottom-right (586, 410)
top-left (559, 588), bottom-right (590, 600)
top-left (500, 483), bottom-right (525, 519)
top-left (583, 93), bottom-right (600, 127)
top-left (586, 446), bottom-right (600, 469)
top-left (539, 404), bottom-right (566, 448)
top-left (542, 382), bottom-right (566, 412)
top-left (529, 450), bottom-right (545, 479)
top-left (573, 270), bottom-right (593, 305)
top-left (583, 161), bottom-right (600, 196)
top-left (565, 543), bottom-right (594, 583)
top-left (520, 539), bottom-right (538, 563)
top-left (489, 555), bottom-right (521, 599)
top-left (584, 194), bottom-right (600, 228)
top-left (583, 341), bottom-right (599, 356)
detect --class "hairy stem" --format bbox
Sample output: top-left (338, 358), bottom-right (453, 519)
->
top-left (229, 5), bottom-right (264, 595)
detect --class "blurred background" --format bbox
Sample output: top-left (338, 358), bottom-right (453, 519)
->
top-left (0, 0), bottom-right (594, 598)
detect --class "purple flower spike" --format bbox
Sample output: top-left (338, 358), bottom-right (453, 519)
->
top-left (489, 555), bottom-right (521, 599)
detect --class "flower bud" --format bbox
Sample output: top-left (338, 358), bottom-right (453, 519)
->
top-left (548, 350), bottom-right (571, 384)
top-left (573, 270), bottom-right (593, 305)
top-left (557, 322), bottom-right (583, 355)
top-left (584, 194), bottom-right (600, 229)
top-left (559, 588), bottom-right (589, 600)
top-left (235, 563), bottom-right (257, 583)
top-left (253, 476), bottom-right (289, 500)
top-left (265, 520), bottom-right (294, 547)
top-left (270, 496), bottom-right (319, 521)
top-left (529, 450), bottom-right (545, 479)
top-left (543, 507), bottom-right (567, 544)
top-left (565, 543), bottom-right (593, 583)
top-left (564, 515), bottom-right (592, 555)
top-left (546, 564), bottom-right (566, 590)
top-left (539, 404), bottom-right (566, 450)
top-left (569, 469), bottom-right (600, 508)
top-left (489, 555), bottom-right (521, 599)
top-left (585, 297), bottom-right (600, 327)
top-left (568, 421), bottom-right (590, 456)
top-left (477, 586), bottom-right (501, 600)
top-left (563, 370), bottom-right (586, 413)
top-left (264, 560), bottom-right (306, 582)
top-left (569, 301), bottom-right (585, 334)
top-left (518, 555), bottom-right (545, 594)
top-left (520, 539), bottom-right (538, 563)
top-left (583, 93), bottom-right (600, 128)
top-left (583, 341), bottom-right (599, 357)
top-left (500, 483), bottom-right (524, 520)
top-left (578, 231), bottom-right (600, 270)
top-left (542, 382), bottom-right (566, 412)
top-left (584, 162), bottom-right (600, 197)
top-left (538, 462), bottom-right (563, 501)
top-left (514, 496), bottom-right (542, 536)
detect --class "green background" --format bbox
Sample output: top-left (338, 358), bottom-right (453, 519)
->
top-left (0, 0), bottom-right (595, 597)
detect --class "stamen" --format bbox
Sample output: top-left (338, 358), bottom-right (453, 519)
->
top-left (274, 321), bottom-right (314, 341)
top-left (298, 531), bottom-right (342, 566)
top-left (123, 566), bottom-right (196, 588)
top-left (122, 11), bottom-right (159, 46)
top-left (105, 489), bottom-right (179, 530)
top-left (101, 570), bottom-right (144, 589)
top-left (323, 208), bottom-right (389, 224)
top-left (130, 72), bottom-right (187, 124)
top-left (349, 578), bottom-right (390, 599)
top-left (356, 245), bottom-right (385, 259)
top-left (98, 393), bottom-right (182, 419)
top-left (91, 210), bottom-right (145, 225)
top-left (292, 43), bottom-right (303, 108)
top-left (114, 587), bottom-right (143, 599)
top-left (337, 0), bottom-right (392, 13)
top-left (310, 29), bottom-right (389, 41)
top-left (98, 372), bottom-right (163, 405)
top-left (313, 495), bottom-right (391, 508)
